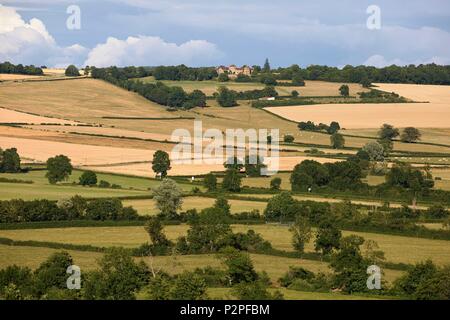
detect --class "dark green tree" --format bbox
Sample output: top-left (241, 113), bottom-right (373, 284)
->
top-left (330, 235), bottom-right (370, 293)
top-left (219, 247), bottom-right (258, 284)
top-left (218, 73), bottom-right (230, 82)
top-left (33, 251), bottom-right (73, 296)
top-left (327, 121), bottom-right (341, 134)
top-left (79, 171), bottom-right (97, 186)
top-left (315, 219), bottom-right (342, 255)
top-left (222, 169), bottom-right (242, 192)
top-left (264, 192), bottom-right (300, 221)
top-left (330, 133), bottom-right (345, 149)
top-left (244, 155), bottom-right (266, 177)
top-left (214, 196), bottom-right (231, 216)
top-left (83, 247), bottom-right (149, 300)
top-left (0, 148), bottom-right (21, 173)
top-left (270, 177), bottom-right (282, 190)
top-left (46, 155), bottom-right (73, 184)
top-left (378, 123), bottom-right (399, 141)
top-left (203, 173), bottom-right (217, 191)
top-left (65, 65), bottom-right (80, 77)
top-left (216, 86), bottom-right (237, 107)
top-left (401, 127), bottom-right (421, 143)
top-left (339, 85), bottom-right (350, 97)
top-left (144, 216), bottom-right (172, 247)
top-left (187, 207), bottom-right (232, 252)
top-left (262, 58), bottom-right (271, 73)
top-left (152, 150), bottom-right (171, 178)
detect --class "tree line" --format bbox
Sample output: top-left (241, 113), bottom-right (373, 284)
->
top-left (0, 196), bottom-right (139, 223)
top-left (0, 61), bottom-right (43, 76)
top-left (152, 65), bottom-right (218, 81)
top-left (91, 66), bottom-right (207, 109)
top-left (273, 63), bottom-right (450, 85)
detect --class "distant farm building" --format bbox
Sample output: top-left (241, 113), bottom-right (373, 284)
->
top-left (216, 65), bottom-right (253, 78)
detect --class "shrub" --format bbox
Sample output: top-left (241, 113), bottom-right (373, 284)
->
top-left (283, 135), bottom-right (295, 143)
top-left (65, 65), bottom-right (80, 77)
top-left (98, 180), bottom-right (111, 188)
top-left (270, 177), bottom-right (282, 190)
top-left (79, 171), bottom-right (97, 186)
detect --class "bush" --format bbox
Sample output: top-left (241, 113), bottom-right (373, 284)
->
top-left (65, 65), bottom-right (80, 77)
top-left (79, 171), bottom-right (97, 186)
top-left (283, 135), bottom-right (295, 143)
top-left (270, 177), bottom-right (282, 190)
top-left (216, 86), bottom-right (237, 107)
top-left (0, 148), bottom-right (21, 173)
top-left (98, 180), bottom-right (111, 188)
top-left (203, 173), bottom-right (217, 191)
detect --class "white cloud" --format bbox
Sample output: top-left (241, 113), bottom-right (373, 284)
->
top-left (84, 36), bottom-right (223, 67)
top-left (0, 4), bottom-right (223, 68)
top-left (0, 4), bottom-right (88, 67)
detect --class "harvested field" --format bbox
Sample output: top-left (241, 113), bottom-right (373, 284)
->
top-left (0, 74), bottom-right (43, 81)
top-left (0, 136), bottom-right (155, 166)
top-left (0, 107), bottom-right (79, 125)
top-left (86, 155), bottom-right (339, 177)
top-left (24, 124), bottom-right (174, 142)
top-left (374, 83), bottom-right (450, 104)
top-left (265, 83), bottom-right (450, 129)
top-left (265, 103), bottom-right (450, 129)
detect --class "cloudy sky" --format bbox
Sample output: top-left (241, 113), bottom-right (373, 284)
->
top-left (1, 0), bottom-right (450, 68)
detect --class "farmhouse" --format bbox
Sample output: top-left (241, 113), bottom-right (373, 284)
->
top-left (216, 65), bottom-right (253, 77)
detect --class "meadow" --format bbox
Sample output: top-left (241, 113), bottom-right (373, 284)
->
top-left (1, 224), bottom-right (449, 266)
top-left (136, 78), bottom-right (367, 97)
top-left (123, 197), bottom-right (268, 215)
top-left (0, 169), bottom-right (195, 200)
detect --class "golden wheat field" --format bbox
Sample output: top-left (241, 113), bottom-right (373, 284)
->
top-left (0, 107), bottom-right (79, 125)
top-left (264, 83), bottom-right (450, 129)
top-left (0, 74), bottom-right (43, 80)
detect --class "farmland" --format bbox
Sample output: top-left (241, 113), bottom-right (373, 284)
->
top-left (1, 224), bottom-right (449, 266)
top-left (136, 77), bottom-right (367, 97)
top-left (1, 71), bottom-right (450, 301)
top-left (264, 83), bottom-right (450, 129)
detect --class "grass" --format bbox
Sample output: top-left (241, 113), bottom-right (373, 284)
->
top-left (0, 244), bottom-right (401, 285)
top-left (1, 224), bottom-right (448, 267)
top-left (0, 169), bottom-right (199, 200)
top-left (137, 78), bottom-right (367, 97)
top-left (207, 287), bottom-right (385, 300)
top-left (0, 244), bottom-right (101, 270)
top-left (0, 78), bottom-right (373, 148)
top-left (123, 197), bottom-right (267, 215)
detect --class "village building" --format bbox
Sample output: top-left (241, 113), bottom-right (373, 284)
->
top-left (216, 65), bottom-right (253, 77)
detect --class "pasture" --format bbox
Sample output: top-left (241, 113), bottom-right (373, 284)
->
top-left (0, 169), bottom-right (195, 200)
top-left (1, 224), bottom-right (449, 266)
top-left (0, 107), bottom-right (79, 125)
top-left (123, 197), bottom-right (268, 215)
top-left (137, 77), bottom-right (367, 97)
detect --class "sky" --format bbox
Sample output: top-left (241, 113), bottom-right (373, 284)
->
top-left (1, 0), bottom-right (450, 68)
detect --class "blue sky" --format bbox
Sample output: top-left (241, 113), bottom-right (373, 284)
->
top-left (1, 0), bottom-right (450, 68)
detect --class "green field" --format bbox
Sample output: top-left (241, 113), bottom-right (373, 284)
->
top-left (1, 224), bottom-right (449, 266)
top-left (123, 197), bottom-right (267, 215)
top-left (0, 169), bottom-right (197, 200)
top-left (206, 287), bottom-right (385, 300)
